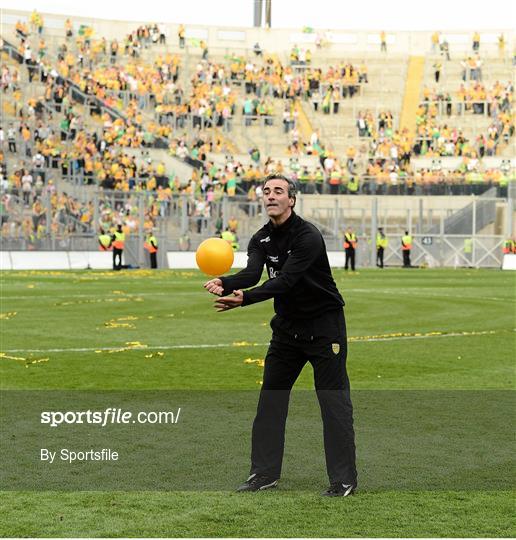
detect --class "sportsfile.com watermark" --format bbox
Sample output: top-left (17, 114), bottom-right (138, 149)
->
top-left (38, 407), bottom-right (181, 464)
top-left (41, 407), bottom-right (181, 427)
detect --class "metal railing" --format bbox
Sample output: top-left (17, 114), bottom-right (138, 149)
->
top-left (379, 234), bottom-right (505, 269)
top-left (418, 99), bottom-right (511, 117)
top-left (423, 188), bottom-right (498, 236)
top-left (2, 183), bottom-right (512, 268)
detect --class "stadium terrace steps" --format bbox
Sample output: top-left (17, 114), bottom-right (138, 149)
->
top-left (296, 101), bottom-right (315, 141)
top-left (418, 57), bottom-right (514, 157)
top-left (7, 26), bottom-right (410, 163)
top-left (399, 56), bottom-right (426, 138)
top-left (4, 20), bottom-right (513, 196)
top-left (423, 58), bottom-right (513, 83)
top-left (210, 128), bottom-right (241, 155)
top-left (6, 48), bottom-right (198, 195)
top-left (226, 57), bottom-right (405, 156)
top-left (498, 143), bottom-right (515, 158)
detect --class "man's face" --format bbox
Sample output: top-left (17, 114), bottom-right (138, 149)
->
top-left (263, 179), bottom-right (294, 219)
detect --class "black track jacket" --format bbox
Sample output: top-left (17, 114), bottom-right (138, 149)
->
top-left (219, 212), bottom-right (344, 322)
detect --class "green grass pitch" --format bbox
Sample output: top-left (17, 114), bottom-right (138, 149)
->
top-left (0, 267), bottom-right (514, 537)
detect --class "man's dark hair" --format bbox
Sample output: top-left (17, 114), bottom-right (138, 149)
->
top-left (262, 173), bottom-right (297, 207)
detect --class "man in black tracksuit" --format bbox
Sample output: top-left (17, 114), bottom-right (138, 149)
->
top-left (204, 174), bottom-right (357, 497)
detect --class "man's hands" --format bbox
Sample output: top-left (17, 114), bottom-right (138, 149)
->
top-left (204, 278), bottom-right (243, 311)
top-left (203, 278), bottom-right (224, 296)
top-left (214, 290), bottom-right (244, 312)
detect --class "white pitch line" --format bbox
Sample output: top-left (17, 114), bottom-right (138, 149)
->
top-left (3, 329), bottom-right (511, 354)
top-left (3, 288), bottom-right (512, 303)
top-left (347, 288), bottom-right (514, 302)
top-left (349, 329), bottom-right (511, 343)
top-left (1, 291), bottom-right (202, 300)
top-left (2, 343), bottom-right (269, 353)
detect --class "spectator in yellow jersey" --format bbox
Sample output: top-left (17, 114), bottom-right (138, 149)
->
top-left (380, 31), bottom-right (387, 52)
top-left (178, 25), bottom-right (185, 48)
top-left (431, 31), bottom-right (440, 53)
top-left (472, 31), bottom-right (480, 52)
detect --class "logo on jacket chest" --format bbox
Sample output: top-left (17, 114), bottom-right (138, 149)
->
top-left (266, 253), bottom-right (281, 279)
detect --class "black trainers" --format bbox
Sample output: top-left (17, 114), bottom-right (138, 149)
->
top-left (236, 473), bottom-right (279, 492)
top-left (321, 482), bottom-right (356, 497)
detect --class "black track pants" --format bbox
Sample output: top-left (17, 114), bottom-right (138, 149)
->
top-left (250, 311), bottom-right (357, 485)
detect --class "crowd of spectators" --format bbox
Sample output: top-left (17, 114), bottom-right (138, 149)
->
top-left (0, 177), bottom-right (172, 248)
top-left (356, 110), bottom-right (394, 138)
top-left (2, 14), bottom-right (513, 210)
top-left (415, 80), bottom-right (513, 157)
top-left (7, 14), bottom-right (369, 166)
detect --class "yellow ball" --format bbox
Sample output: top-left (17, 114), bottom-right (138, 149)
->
top-left (195, 237), bottom-right (234, 276)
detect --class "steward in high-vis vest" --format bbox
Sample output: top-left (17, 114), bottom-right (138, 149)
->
top-left (329, 169), bottom-right (341, 195)
top-left (221, 228), bottom-right (240, 251)
top-left (347, 176), bottom-right (359, 194)
top-left (464, 238), bottom-right (473, 264)
top-left (314, 168), bottom-right (324, 194)
top-left (98, 228), bottom-right (112, 251)
top-left (376, 227), bottom-right (388, 268)
top-left (298, 167), bottom-right (311, 194)
top-left (111, 224), bottom-right (125, 270)
top-left (343, 228), bottom-right (357, 271)
top-left (401, 231), bottom-right (412, 268)
top-left (144, 232), bottom-right (158, 269)
top-left (502, 238), bottom-right (515, 254)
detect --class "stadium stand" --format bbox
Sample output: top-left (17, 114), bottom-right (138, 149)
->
top-left (0, 10), bottom-right (514, 266)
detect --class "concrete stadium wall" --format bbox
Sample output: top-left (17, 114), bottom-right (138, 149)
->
top-left (413, 158), bottom-right (516, 171)
top-left (299, 194), bottom-right (480, 214)
top-left (2, 251), bottom-right (513, 270)
top-left (165, 251), bottom-right (346, 269)
top-left (1, 251), bottom-right (113, 270)
top-left (502, 254), bottom-right (516, 270)
top-left (2, 8), bottom-right (513, 57)
top-left (0, 251), bottom-right (345, 270)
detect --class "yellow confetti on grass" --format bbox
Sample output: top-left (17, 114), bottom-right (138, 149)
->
top-left (0, 312), bottom-right (17, 320)
top-left (12, 271), bottom-right (65, 277)
top-left (244, 358), bottom-right (265, 367)
top-left (94, 341), bottom-right (149, 355)
top-left (55, 297), bottom-right (144, 306)
top-left (0, 352), bottom-right (49, 367)
top-left (94, 341), bottom-right (165, 359)
top-left (233, 341), bottom-right (259, 347)
top-left (26, 284), bottom-right (35, 289)
top-left (104, 322), bottom-right (136, 329)
top-left (144, 352), bottom-right (165, 359)
top-left (348, 331), bottom-right (441, 342)
top-left (102, 315), bottom-right (140, 329)
top-left (347, 329), bottom-right (504, 342)
top-left (100, 269), bottom-right (156, 279)
top-left (25, 358), bottom-right (49, 367)
top-left (0, 352), bottom-right (26, 361)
